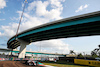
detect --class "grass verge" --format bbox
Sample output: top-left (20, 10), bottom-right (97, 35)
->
top-left (41, 61), bottom-right (92, 67)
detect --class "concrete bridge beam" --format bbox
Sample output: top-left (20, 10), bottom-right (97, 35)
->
top-left (16, 39), bottom-right (30, 58)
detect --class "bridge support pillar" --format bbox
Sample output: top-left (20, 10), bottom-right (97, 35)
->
top-left (16, 39), bottom-right (30, 58)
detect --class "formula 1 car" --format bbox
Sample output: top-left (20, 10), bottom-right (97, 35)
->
top-left (25, 60), bottom-right (45, 66)
top-left (25, 60), bottom-right (56, 67)
top-left (25, 60), bottom-right (39, 66)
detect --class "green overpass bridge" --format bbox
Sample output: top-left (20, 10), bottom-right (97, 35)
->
top-left (7, 11), bottom-right (100, 58)
top-left (0, 48), bottom-right (66, 57)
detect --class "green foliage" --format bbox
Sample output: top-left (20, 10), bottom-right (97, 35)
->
top-left (77, 53), bottom-right (83, 57)
top-left (42, 61), bottom-right (89, 67)
top-left (92, 54), bottom-right (98, 58)
top-left (91, 45), bottom-right (100, 58)
top-left (2, 53), bottom-right (5, 55)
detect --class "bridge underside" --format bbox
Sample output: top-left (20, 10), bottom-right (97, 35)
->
top-left (8, 21), bottom-right (100, 49)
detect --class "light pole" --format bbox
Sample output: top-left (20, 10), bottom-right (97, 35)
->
top-left (98, 45), bottom-right (100, 57)
top-left (83, 52), bottom-right (86, 59)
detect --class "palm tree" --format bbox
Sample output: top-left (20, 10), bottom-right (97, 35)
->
top-left (98, 45), bottom-right (100, 57)
top-left (69, 50), bottom-right (77, 58)
top-left (91, 48), bottom-right (99, 57)
top-left (98, 45), bottom-right (100, 49)
top-left (70, 50), bottom-right (77, 59)
top-left (70, 50), bottom-right (76, 55)
top-left (91, 51), bottom-right (96, 57)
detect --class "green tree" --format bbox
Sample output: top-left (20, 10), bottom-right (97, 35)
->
top-left (2, 53), bottom-right (5, 55)
top-left (70, 50), bottom-right (76, 55)
top-left (77, 53), bottom-right (83, 57)
top-left (91, 48), bottom-right (99, 58)
top-left (98, 45), bottom-right (100, 57)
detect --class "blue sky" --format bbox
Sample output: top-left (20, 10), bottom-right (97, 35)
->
top-left (0, 0), bottom-right (100, 54)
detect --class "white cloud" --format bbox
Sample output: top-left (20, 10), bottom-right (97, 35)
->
top-left (33, 39), bottom-right (69, 54)
top-left (0, 12), bottom-right (49, 37)
top-left (0, 23), bottom-right (18, 37)
top-left (84, 4), bottom-right (88, 8)
top-left (0, 0), bottom-right (6, 9)
top-left (10, 17), bottom-right (19, 21)
top-left (49, 0), bottom-right (63, 8)
top-left (0, 32), bottom-right (2, 36)
top-left (0, 19), bottom-right (5, 21)
top-left (35, 1), bottom-right (49, 16)
top-left (0, 0), bottom-right (69, 53)
top-left (27, 0), bottom-right (64, 20)
top-left (0, 0), bottom-right (65, 37)
top-left (75, 4), bottom-right (89, 13)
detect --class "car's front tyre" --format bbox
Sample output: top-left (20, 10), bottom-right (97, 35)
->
top-left (28, 62), bottom-right (34, 66)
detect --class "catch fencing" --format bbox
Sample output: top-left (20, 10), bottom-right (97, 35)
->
top-left (0, 57), bottom-right (58, 61)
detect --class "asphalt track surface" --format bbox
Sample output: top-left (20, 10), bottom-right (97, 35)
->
top-left (0, 61), bottom-right (39, 67)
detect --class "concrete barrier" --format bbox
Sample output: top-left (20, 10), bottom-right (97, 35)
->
top-left (74, 59), bottom-right (100, 67)
top-left (0, 57), bottom-right (56, 61)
